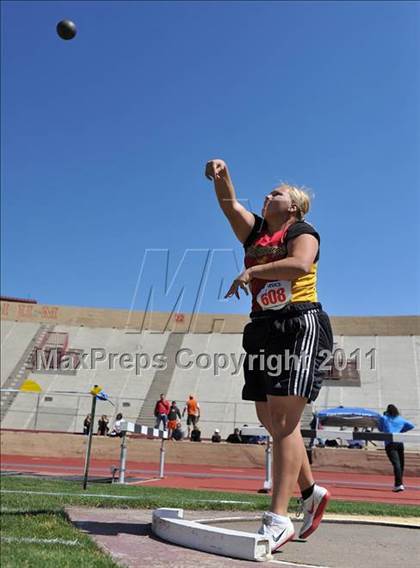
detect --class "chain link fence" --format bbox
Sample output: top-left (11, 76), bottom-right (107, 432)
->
top-left (0, 390), bottom-right (261, 438)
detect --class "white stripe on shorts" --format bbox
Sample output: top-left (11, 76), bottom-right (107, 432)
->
top-left (294, 310), bottom-right (316, 396)
top-left (292, 311), bottom-right (314, 396)
top-left (288, 332), bottom-right (299, 396)
top-left (287, 312), bottom-right (311, 396)
top-left (296, 312), bottom-right (315, 396)
top-left (304, 312), bottom-right (320, 398)
top-left (299, 312), bottom-right (318, 397)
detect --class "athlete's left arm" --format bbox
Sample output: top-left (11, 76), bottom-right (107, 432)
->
top-left (248, 234), bottom-right (319, 281)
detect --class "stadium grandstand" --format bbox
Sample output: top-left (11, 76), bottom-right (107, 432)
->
top-left (1, 298), bottom-right (419, 445)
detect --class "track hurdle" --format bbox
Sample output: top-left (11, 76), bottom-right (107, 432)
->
top-left (117, 421), bottom-right (168, 484)
top-left (241, 426), bottom-right (420, 493)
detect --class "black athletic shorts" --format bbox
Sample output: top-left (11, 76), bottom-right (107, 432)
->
top-left (242, 302), bottom-right (333, 403)
top-left (187, 414), bottom-right (198, 426)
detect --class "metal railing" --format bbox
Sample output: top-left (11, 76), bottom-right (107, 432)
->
top-left (0, 389), bottom-right (261, 436)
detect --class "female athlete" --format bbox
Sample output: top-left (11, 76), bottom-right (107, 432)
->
top-left (205, 158), bottom-right (333, 551)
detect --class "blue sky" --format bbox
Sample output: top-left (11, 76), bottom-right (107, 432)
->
top-left (2, 0), bottom-right (419, 316)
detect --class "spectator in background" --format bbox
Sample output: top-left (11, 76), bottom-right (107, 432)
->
top-left (190, 425), bottom-right (202, 442)
top-left (109, 413), bottom-right (124, 437)
top-left (154, 393), bottom-right (170, 430)
top-left (241, 424), bottom-right (251, 444)
top-left (211, 429), bottom-right (222, 443)
top-left (83, 414), bottom-right (92, 435)
top-left (167, 401), bottom-right (182, 439)
top-left (249, 424), bottom-right (268, 445)
top-left (240, 424), bottom-right (263, 444)
top-left (324, 438), bottom-right (339, 447)
top-left (172, 422), bottom-right (185, 441)
top-left (97, 415), bottom-right (109, 436)
top-left (362, 427), bottom-right (376, 448)
top-left (249, 433), bottom-right (266, 445)
top-left (227, 428), bottom-right (242, 444)
top-left (378, 404), bottom-right (415, 492)
top-left (183, 394), bottom-right (201, 437)
top-left (308, 413), bottom-right (325, 449)
top-left (348, 427), bottom-right (365, 449)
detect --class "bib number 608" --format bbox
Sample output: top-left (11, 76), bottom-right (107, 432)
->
top-left (260, 287), bottom-right (287, 306)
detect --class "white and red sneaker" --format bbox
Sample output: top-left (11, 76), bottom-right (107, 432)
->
top-left (258, 512), bottom-right (295, 552)
top-left (297, 485), bottom-right (331, 539)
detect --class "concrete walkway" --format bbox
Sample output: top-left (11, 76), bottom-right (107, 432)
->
top-left (67, 507), bottom-right (420, 568)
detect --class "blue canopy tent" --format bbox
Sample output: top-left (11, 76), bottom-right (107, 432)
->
top-left (316, 406), bottom-right (382, 428)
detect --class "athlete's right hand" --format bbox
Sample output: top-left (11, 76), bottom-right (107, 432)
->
top-left (205, 159), bottom-right (228, 181)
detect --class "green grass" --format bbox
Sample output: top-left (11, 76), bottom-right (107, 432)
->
top-left (2, 475), bottom-right (420, 516)
top-left (1, 475), bottom-right (419, 567)
top-left (1, 508), bottom-right (117, 568)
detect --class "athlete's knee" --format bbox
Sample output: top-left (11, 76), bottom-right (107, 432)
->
top-left (270, 416), bottom-right (301, 439)
top-left (267, 396), bottom-right (305, 438)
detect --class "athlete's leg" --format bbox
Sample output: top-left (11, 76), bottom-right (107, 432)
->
top-left (256, 401), bottom-right (314, 494)
top-left (265, 395), bottom-right (308, 515)
top-left (260, 308), bottom-right (332, 536)
top-left (187, 416), bottom-right (192, 437)
top-left (398, 443), bottom-right (405, 484)
top-left (386, 443), bottom-right (402, 487)
top-left (255, 401), bottom-right (272, 433)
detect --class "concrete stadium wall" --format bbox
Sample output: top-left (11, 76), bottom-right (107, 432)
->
top-left (315, 335), bottom-right (420, 426)
top-left (2, 300), bottom-right (420, 335)
top-left (1, 320), bottom-right (41, 387)
top-left (1, 301), bottom-right (419, 440)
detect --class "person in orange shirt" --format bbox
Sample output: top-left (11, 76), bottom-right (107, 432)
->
top-left (182, 394), bottom-right (200, 437)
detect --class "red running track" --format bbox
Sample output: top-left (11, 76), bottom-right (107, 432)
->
top-left (2, 454), bottom-right (419, 506)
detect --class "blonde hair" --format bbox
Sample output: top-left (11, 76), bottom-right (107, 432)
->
top-left (276, 183), bottom-right (311, 220)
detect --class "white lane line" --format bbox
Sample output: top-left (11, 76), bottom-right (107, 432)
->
top-left (0, 489), bottom-right (158, 499)
top-left (0, 489), bottom-right (252, 504)
top-left (269, 559), bottom-right (333, 568)
top-left (197, 499), bottom-right (252, 504)
top-left (126, 477), bottom-right (162, 485)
